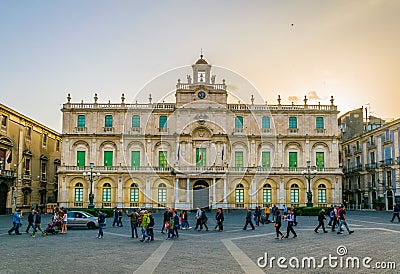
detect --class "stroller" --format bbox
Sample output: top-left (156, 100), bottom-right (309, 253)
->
top-left (45, 220), bottom-right (60, 235)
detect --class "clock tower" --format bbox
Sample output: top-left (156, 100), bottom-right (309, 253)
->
top-left (175, 55), bottom-right (228, 108)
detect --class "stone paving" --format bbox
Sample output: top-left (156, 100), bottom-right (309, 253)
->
top-left (0, 210), bottom-right (399, 274)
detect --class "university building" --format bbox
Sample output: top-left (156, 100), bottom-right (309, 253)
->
top-left (340, 109), bottom-right (400, 210)
top-left (0, 104), bottom-right (61, 214)
top-left (58, 56), bottom-right (342, 210)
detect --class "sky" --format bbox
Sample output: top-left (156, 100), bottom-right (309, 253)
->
top-left (1, 0), bottom-right (400, 132)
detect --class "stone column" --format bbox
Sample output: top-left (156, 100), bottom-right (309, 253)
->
top-left (223, 178), bottom-right (227, 205)
top-left (145, 179), bottom-right (151, 208)
top-left (116, 176), bottom-right (123, 208)
top-left (186, 178), bottom-right (190, 205)
top-left (212, 177), bottom-right (216, 207)
top-left (175, 178), bottom-right (179, 206)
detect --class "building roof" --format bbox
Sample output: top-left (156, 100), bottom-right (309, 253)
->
top-left (195, 55), bottom-right (208, 64)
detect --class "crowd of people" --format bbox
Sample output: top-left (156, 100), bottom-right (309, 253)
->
top-left (11, 202), bottom-right (400, 241)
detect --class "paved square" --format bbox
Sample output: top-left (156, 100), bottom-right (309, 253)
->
top-left (1, 210), bottom-right (399, 273)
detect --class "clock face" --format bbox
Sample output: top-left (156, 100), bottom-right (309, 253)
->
top-left (198, 91), bottom-right (206, 99)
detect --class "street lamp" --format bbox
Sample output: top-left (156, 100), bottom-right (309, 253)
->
top-left (83, 163), bottom-right (100, 209)
top-left (302, 160), bottom-right (317, 207)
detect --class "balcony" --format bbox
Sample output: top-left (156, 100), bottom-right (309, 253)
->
top-left (158, 128), bottom-right (168, 133)
top-left (262, 128), bottom-right (271, 134)
top-left (0, 169), bottom-right (17, 179)
top-left (75, 126), bottom-right (87, 133)
top-left (367, 141), bottom-right (376, 150)
top-left (315, 128), bottom-right (326, 134)
top-left (288, 128), bottom-right (299, 133)
top-left (234, 128), bottom-right (244, 133)
top-left (365, 163), bottom-right (378, 171)
top-left (130, 127), bottom-right (142, 134)
top-left (103, 127), bottom-right (114, 133)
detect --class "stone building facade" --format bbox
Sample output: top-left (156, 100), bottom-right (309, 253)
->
top-left (58, 56), bottom-right (342, 209)
top-left (0, 104), bottom-right (61, 214)
top-left (341, 114), bottom-right (400, 210)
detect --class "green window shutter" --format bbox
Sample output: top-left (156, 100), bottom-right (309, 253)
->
top-left (159, 116), bottom-right (167, 129)
top-left (159, 151), bottom-right (167, 167)
top-left (289, 117), bottom-right (297, 129)
top-left (77, 151), bottom-right (85, 167)
top-left (77, 115), bottom-right (86, 127)
top-left (262, 116), bottom-right (270, 129)
top-left (196, 148), bottom-right (206, 166)
top-left (131, 151), bottom-right (140, 167)
top-left (235, 151), bottom-right (244, 167)
top-left (132, 115), bottom-right (140, 128)
top-left (316, 152), bottom-right (324, 168)
top-left (262, 152), bottom-right (271, 168)
top-left (235, 116), bottom-right (243, 129)
top-left (105, 115), bottom-right (113, 127)
top-left (104, 151), bottom-right (113, 166)
top-left (316, 117), bottom-right (324, 129)
top-left (289, 152), bottom-right (297, 168)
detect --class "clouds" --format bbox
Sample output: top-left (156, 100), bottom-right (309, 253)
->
top-left (287, 91), bottom-right (327, 103)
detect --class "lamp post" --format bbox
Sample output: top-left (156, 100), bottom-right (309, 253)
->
top-left (302, 160), bottom-right (317, 207)
top-left (83, 163), bottom-right (100, 209)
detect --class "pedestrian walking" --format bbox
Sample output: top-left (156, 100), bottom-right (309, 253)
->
top-left (97, 209), bottom-right (106, 239)
top-left (161, 207), bottom-right (171, 234)
top-left (274, 209), bottom-right (284, 240)
top-left (166, 216), bottom-right (175, 240)
top-left (215, 208), bottom-right (224, 231)
top-left (331, 205), bottom-right (339, 232)
top-left (195, 207), bottom-right (202, 230)
top-left (140, 210), bottom-right (151, 243)
top-left (61, 209), bottom-right (68, 234)
top-left (390, 203), bottom-right (400, 222)
top-left (283, 205), bottom-right (288, 216)
top-left (26, 208), bottom-right (35, 233)
top-left (314, 208), bottom-right (328, 233)
top-left (173, 210), bottom-right (180, 238)
top-left (126, 209), bottom-right (140, 238)
top-left (243, 208), bottom-right (255, 230)
top-left (285, 209), bottom-right (297, 238)
top-left (180, 210), bottom-right (191, 229)
top-left (271, 204), bottom-right (277, 222)
top-left (148, 210), bottom-right (155, 241)
top-left (327, 205), bottom-right (334, 226)
top-left (8, 209), bottom-right (22, 235)
top-left (118, 208), bottom-right (123, 227)
top-left (292, 206), bottom-right (298, 226)
top-left (337, 206), bottom-right (354, 235)
top-left (112, 207), bottom-right (119, 227)
top-left (200, 209), bottom-right (209, 231)
top-left (264, 205), bottom-right (270, 224)
top-left (255, 206), bottom-right (262, 226)
top-left (32, 209), bottom-right (46, 238)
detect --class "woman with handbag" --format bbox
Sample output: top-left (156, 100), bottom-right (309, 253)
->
top-left (274, 209), bottom-right (284, 240)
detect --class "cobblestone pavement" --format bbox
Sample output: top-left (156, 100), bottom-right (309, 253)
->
top-left (1, 210), bottom-right (399, 274)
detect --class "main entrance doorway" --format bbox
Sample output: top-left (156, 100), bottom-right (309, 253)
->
top-left (0, 183), bottom-right (8, 215)
top-left (193, 180), bottom-right (209, 209)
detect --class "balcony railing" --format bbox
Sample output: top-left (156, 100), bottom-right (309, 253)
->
top-left (0, 169), bottom-right (17, 179)
top-left (75, 126), bottom-right (87, 133)
top-left (233, 128), bottom-right (244, 133)
top-left (103, 127), bottom-right (114, 133)
top-left (262, 128), bottom-right (272, 134)
top-left (288, 128), bottom-right (298, 133)
top-left (315, 128), bottom-right (326, 134)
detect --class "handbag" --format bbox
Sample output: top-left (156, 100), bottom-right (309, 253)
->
top-left (274, 223), bottom-right (278, 227)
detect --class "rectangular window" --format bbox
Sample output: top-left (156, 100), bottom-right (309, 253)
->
top-left (159, 151), bottom-right (167, 168)
top-left (316, 117), bottom-right (324, 129)
top-left (43, 134), bottom-right (47, 146)
top-left (289, 117), bottom-right (297, 129)
top-left (74, 188), bottom-right (83, 202)
top-left (41, 162), bottom-right (46, 181)
top-left (196, 148), bottom-right (206, 166)
top-left (130, 188), bottom-right (139, 202)
top-left (235, 116), bottom-right (243, 129)
top-left (0, 149), bottom-right (5, 169)
top-left (291, 189), bottom-right (299, 203)
top-left (102, 188), bottom-right (111, 202)
top-left (26, 127), bottom-right (31, 138)
top-left (261, 152), bottom-right (271, 168)
top-left (370, 151), bottom-right (375, 165)
top-left (131, 151), bottom-right (140, 167)
top-left (1, 115), bottom-right (7, 127)
top-left (316, 152), bottom-right (324, 169)
top-left (104, 151), bottom-right (113, 166)
top-left (56, 140), bottom-right (60, 152)
top-left (77, 115), bottom-right (86, 127)
top-left (158, 189), bottom-right (167, 203)
top-left (318, 189), bottom-right (326, 203)
top-left (235, 151), bottom-right (244, 167)
top-left (235, 189), bottom-right (244, 203)
top-left (159, 116), bottom-right (167, 129)
top-left (77, 151), bottom-right (86, 167)
top-left (25, 158), bottom-right (31, 174)
top-left (262, 116), bottom-right (270, 129)
top-left (289, 152), bottom-right (297, 168)
top-left (263, 189), bottom-right (272, 203)
top-left (132, 115), bottom-right (140, 128)
top-left (105, 115), bottom-right (113, 128)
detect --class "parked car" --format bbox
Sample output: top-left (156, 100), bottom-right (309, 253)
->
top-left (66, 211), bottom-right (105, 229)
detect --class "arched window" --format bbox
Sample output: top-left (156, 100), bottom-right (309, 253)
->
top-left (263, 183), bottom-right (272, 204)
top-left (318, 184), bottom-right (327, 204)
top-left (102, 183), bottom-right (111, 204)
top-left (130, 183), bottom-right (139, 205)
top-left (235, 183), bottom-right (245, 208)
top-left (74, 183), bottom-right (83, 202)
top-left (158, 183), bottom-right (167, 203)
top-left (290, 183), bottom-right (299, 203)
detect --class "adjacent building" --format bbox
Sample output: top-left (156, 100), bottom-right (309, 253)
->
top-left (58, 55), bottom-right (343, 210)
top-left (340, 109), bottom-right (400, 210)
top-left (0, 104), bottom-right (61, 214)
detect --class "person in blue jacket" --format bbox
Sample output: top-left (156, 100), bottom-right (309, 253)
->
top-left (8, 209), bottom-right (22, 235)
